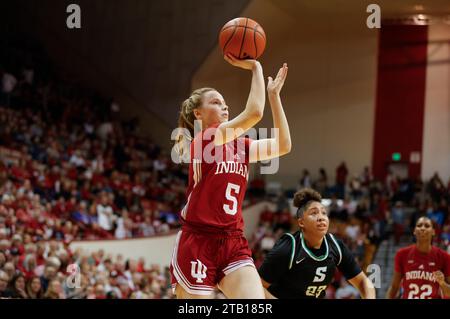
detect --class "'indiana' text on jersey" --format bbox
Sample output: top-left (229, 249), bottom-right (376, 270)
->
top-left (180, 124), bottom-right (252, 232)
top-left (395, 245), bottom-right (450, 299)
top-left (214, 161), bottom-right (248, 178)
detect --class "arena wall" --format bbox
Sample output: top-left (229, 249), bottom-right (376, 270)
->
top-left (422, 23), bottom-right (450, 182)
top-left (69, 202), bottom-right (274, 267)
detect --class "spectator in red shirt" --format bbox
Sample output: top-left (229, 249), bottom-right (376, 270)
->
top-left (94, 284), bottom-right (106, 299)
top-left (259, 206), bottom-right (275, 225)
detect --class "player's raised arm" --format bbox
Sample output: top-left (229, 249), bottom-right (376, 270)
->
top-left (213, 54), bottom-right (265, 146)
top-left (249, 63), bottom-right (291, 162)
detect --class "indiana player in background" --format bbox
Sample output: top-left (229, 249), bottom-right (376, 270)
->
top-left (259, 188), bottom-right (375, 299)
top-left (170, 54), bottom-right (291, 299)
top-left (386, 217), bottom-right (450, 299)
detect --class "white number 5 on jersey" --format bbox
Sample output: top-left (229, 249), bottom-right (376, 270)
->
top-left (313, 266), bottom-right (327, 282)
top-left (223, 183), bottom-right (240, 215)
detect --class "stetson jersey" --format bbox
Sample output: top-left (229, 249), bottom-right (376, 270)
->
top-left (259, 231), bottom-right (362, 299)
top-left (180, 123), bottom-right (252, 232)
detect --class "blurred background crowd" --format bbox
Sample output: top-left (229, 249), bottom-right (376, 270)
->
top-left (1, 38), bottom-right (449, 299)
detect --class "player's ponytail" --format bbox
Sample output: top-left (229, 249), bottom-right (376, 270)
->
top-left (174, 87), bottom-right (216, 158)
top-left (293, 188), bottom-right (322, 218)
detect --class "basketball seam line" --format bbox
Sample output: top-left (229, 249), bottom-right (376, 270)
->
top-left (238, 18), bottom-right (249, 59)
top-left (220, 25), bottom-right (237, 32)
top-left (221, 25), bottom-right (265, 41)
top-left (254, 24), bottom-right (258, 59)
top-left (222, 20), bottom-right (238, 55)
top-left (257, 29), bottom-right (266, 41)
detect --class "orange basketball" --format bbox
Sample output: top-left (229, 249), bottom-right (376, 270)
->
top-left (219, 17), bottom-right (266, 60)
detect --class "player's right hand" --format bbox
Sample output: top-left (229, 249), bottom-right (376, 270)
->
top-left (224, 54), bottom-right (260, 71)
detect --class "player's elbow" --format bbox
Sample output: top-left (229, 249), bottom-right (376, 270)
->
top-left (279, 139), bottom-right (292, 155)
top-left (250, 109), bottom-right (263, 122)
top-left (244, 103), bottom-right (263, 122)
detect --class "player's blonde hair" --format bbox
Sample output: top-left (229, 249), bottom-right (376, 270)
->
top-left (174, 87), bottom-right (216, 157)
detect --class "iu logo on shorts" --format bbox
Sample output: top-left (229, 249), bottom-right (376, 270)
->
top-left (191, 259), bottom-right (207, 283)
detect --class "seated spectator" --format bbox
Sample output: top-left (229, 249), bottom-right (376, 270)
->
top-left (391, 201), bottom-right (405, 245)
top-left (427, 203), bottom-right (445, 228)
top-left (39, 265), bottom-right (57, 292)
top-left (3, 262), bottom-right (16, 280)
top-left (3, 273), bottom-right (28, 298)
top-left (0, 270), bottom-right (9, 298)
top-left (44, 279), bottom-right (64, 299)
top-left (299, 169), bottom-right (312, 189)
top-left (0, 251), bottom-right (6, 268)
top-left (96, 192), bottom-right (115, 232)
top-left (26, 276), bottom-right (44, 299)
top-left (106, 290), bottom-right (120, 299)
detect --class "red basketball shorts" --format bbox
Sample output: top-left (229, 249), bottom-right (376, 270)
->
top-left (170, 228), bottom-right (255, 295)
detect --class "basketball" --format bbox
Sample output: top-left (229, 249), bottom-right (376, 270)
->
top-left (219, 17), bottom-right (266, 60)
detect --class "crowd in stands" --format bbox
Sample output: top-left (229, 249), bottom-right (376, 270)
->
top-left (1, 42), bottom-right (449, 299)
top-left (248, 163), bottom-right (450, 298)
top-left (1, 42), bottom-right (181, 298)
top-left (0, 104), bottom-right (184, 241)
top-left (0, 43), bottom-right (185, 243)
top-left (0, 240), bottom-right (172, 299)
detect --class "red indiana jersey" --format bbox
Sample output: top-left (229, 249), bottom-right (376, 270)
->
top-left (180, 124), bottom-right (252, 232)
top-left (394, 245), bottom-right (450, 299)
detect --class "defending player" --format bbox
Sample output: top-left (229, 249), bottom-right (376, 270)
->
top-left (259, 188), bottom-right (375, 299)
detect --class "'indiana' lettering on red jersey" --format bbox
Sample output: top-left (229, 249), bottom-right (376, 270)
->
top-left (179, 124), bottom-right (252, 231)
top-left (394, 245), bottom-right (450, 299)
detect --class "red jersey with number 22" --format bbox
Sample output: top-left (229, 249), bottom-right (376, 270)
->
top-left (180, 124), bottom-right (252, 232)
top-left (394, 245), bottom-right (450, 299)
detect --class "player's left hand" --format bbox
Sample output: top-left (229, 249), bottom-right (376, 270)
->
top-left (267, 63), bottom-right (288, 97)
top-left (433, 271), bottom-right (445, 285)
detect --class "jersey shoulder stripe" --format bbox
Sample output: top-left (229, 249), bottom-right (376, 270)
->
top-left (328, 233), bottom-right (343, 266)
top-left (284, 233), bottom-right (296, 270)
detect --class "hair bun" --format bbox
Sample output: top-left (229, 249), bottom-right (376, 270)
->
top-left (293, 188), bottom-right (322, 208)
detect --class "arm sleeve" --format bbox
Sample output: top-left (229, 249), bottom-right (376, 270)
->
top-left (258, 235), bottom-right (292, 284)
top-left (336, 239), bottom-right (362, 280)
